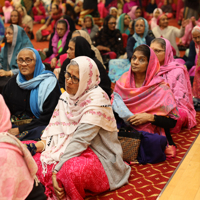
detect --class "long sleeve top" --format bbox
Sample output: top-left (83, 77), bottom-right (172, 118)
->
top-left (152, 26), bottom-right (185, 57)
top-left (2, 75), bottom-right (61, 133)
top-left (185, 40), bottom-right (196, 70)
top-left (54, 123), bottom-right (131, 191)
top-left (126, 35), bottom-right (154, 61)
top-left (81, 25), bottom-right (99, 41)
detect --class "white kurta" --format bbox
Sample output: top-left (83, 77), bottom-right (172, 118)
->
top-left (152, 26), bottom-right (185, 57)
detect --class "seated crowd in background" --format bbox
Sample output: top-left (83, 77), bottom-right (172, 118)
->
top-left (0, 0), bottom-right (200, 199)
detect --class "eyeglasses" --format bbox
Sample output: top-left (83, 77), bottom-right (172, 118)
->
top-left (17, 58), bottom-right (35, 65)
top-left (153, 49), bottom-right (165, 54)
top-left (64, 71), bottom-right (79, 84)
top-left (108, 22), bottom-right (116, 25)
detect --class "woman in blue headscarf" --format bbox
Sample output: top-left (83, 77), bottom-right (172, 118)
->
top-left (108, 17), bottom-right (154, 83)
top-left (117, 13), bottom-right (131, 35)
top-left (0, 24), bottom-right (33, 93)
top-left (2, 47), bottom-right (61, 141)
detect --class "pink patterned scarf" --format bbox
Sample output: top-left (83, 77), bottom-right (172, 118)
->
top-left (40, 56), bottom-right (117, 174)
top-left (157, 38), bottom-right (196, 129)
top-left (114, 46), bottom-right (178, 134)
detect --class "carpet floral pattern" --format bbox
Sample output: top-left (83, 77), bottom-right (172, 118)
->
top-left (86, 112), bottom-right (200, 200)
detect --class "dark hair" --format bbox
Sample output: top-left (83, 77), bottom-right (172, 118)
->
top-left (8, 24), bottom-right (14, 31)
top-left (57, 19), bottom-right (68, 30)
top-left (52, 4), bottom-right (59, 10)
top-left (131, 19), bottom-right (136, 30)
top-left (10, 10), bottom-right (22, 26)
top-left (132, 45), bottom-right (150, 62)
top-left (136, 6), bottom-right (142, 11)
top-left (151, 38), bottom-right (166, 50)
top-left (104, 15), bottom-right (116, 28)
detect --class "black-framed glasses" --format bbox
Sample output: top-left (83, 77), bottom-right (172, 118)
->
top-left (17, 58), bottom-right (35, 65)
top-left (153, 49), bottom-right (165, 54)
top-left (64, 71), bottom-right (79, 84)
top-left (108, 22), bottom-right (116, 25)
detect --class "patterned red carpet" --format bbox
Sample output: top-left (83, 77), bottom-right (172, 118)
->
top-left (86, 112), bottom-right (200, 200)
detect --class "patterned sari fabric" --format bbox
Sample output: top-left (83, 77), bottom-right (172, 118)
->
top-left (114, 45), bottom-right (179, 135)
top-left (192, 26), bottom-right (200, 99)
top-left (157, 38), bottom-right (196, 133)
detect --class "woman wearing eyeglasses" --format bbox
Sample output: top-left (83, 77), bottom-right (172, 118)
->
top-left (94, 15), bottom-right (125, 59)
top-left (59, 36), bottom-right (111, 97)
top-left (24, 56), bottom-right (131, 200)
top-left (2, 48), bottom-right (61, 141)
top-left (0, 24), bottom-right (33, 94)
top-left (150, 38), bottom-right (196, 134)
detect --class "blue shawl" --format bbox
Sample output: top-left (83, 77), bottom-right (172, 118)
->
top-left (0, 25), bottom-right (33, 73)
top-left (133, 17), bottom-right (149, 49)
top-left (16, 48), bottom-right (59, 118)
top-left (0, 16), bottom-right (5, 41)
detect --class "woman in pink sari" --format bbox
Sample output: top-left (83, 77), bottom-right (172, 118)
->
top-left (127, 6), bottom-right (142, 21)
top-left (123, 0), bottom-right (139, 13)
top-left (150, 38), bottom-right (196, 133)
top-left (113, 45), bottom-right (179, 158)
top-left (192, 26), bottom-right (200, 100)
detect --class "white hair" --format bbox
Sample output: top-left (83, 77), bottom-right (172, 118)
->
top-left (192, 26), bottom-right (200, 34)
top-left (17, 48), bottom-right (36, 60)
top-left (66, 60), bottom-right (79, 70)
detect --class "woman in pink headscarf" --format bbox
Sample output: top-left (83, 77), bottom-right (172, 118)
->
top-left (113, 45), bottom-right (179, 158)
top-left (2, 1), bottom-right (13, 23)
top-left (150, 8), bottom-right (163, 30)
top-left (0, 94), bottom-right (46, 200)
top-left (123, 0), bottom-right (139, 13)
top-left (127, 6), bottom-right (142, 20)
top-left (150, 38), bottom-right (196, 133)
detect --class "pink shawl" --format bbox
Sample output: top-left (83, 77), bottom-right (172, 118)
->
top-left (0, 95), bottom-right (11, 132)
top-left (51, 19), bottom-right (70, 60)
top-left (123, 1), bottom-right (139, 14)
top-left (192, 26), bottom-right (200, 99)
top-left (0, 132), bottom-right (38, 200)
top-left (114, 46), bottom-right (178, 134)
top-left (151, 8), bottom-right (163, 30)
top-left (157, 38), bottom-right (196, 129)
top-left (127, 6), bottom-right (138, 21)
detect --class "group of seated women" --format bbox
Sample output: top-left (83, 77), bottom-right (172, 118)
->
top-left (0, 0), bottom-right (200, 199)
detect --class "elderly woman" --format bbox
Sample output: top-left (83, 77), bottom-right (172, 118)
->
top-left (113, 45), bottom-right (179, 159)
top-left (2, 48), bottom-right (61, 141)
top-left (25, 56), bottom-right (131, 200)
top-left (108, 17), bottom-right (154, 83)
top-left (94, 15), bottom-right (125, 59)
top-left (152, 13), bottom-right (187, 57)
top-left (59, 36), bottom-right (111, 96)
top-left (0, 94), bottom-right (46, 200)
top-left (81, 15), bottom-right (99, 41)
top-left (150, 38), bottom-right (196, 133)
top-left (0, 25), bottom-right (33, 94)
top-left (42, 19), bottom-right (72, 69)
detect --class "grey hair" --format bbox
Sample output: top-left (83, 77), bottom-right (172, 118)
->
top-left (66, 60), bottom-right (79, 70)
top-left (151, 38), bottom-right (166, 50)
top-left (17, 48), bottom-right (36, 60)
top-left (72, 30), bottom-right (80, 35)
top-left (192, 27), bottom-right (200, 34)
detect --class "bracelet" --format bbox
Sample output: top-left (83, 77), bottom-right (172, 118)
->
top-left (38, 141), bottom-right (45, 152)
top-left (52, 169), bottom-right (58, 175)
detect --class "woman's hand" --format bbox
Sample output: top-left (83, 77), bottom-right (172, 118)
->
top-left (52, 173), bottom-right (65, 200)
top-left (8, 128), bottom-right (20, 136)
top-left (0, 69), bottom-right (11, 77)
top-left (127, 113), bottom-right (154, 126)
top-left (51, 58), bottom-right (57, 68)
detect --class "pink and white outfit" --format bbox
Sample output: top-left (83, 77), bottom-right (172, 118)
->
top-left (0, 95), bottom-right (38, 200)
top-left (32, 56), bottom-right (130, 199)
top-left (157, 38), bottom-right (196, 133)
top-left (151, 8), bottom-right (163, 30)
top-left (2, 1), bottom-right (13, 23)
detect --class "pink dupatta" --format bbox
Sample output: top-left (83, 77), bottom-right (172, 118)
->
top-left (114, 46), bottom-right (178, 135)
top-left (157, 38), bottom-right (196, 129)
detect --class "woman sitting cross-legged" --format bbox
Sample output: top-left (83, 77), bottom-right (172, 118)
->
top-left (2, 48), bottom-right (61, 141)
top-left (26, 56), bottom-right (131, 200)
top-left (59, 36), bottom-right (111, 97)
top-left (113, 45), bottom-right (179, 159)
top-left (150, 38), bottom-right (196, 133)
